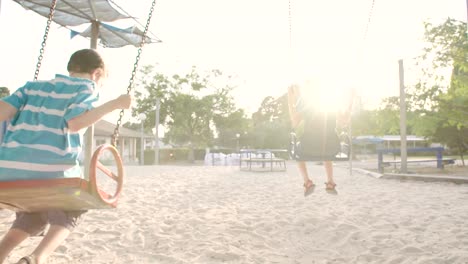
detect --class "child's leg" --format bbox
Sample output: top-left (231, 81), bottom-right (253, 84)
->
top-left (24, 210), bottom-right (86, 264)
top-left (0, 212), bottom-right (47, 263)
top-left (297, 161), bottom-right (311, 184)
top-left (323, 161), bottom-right (337, 194)
top-left (323, 161), bottom-right (334, 184)
top-left (298, 161), bottom-right (315, 196)
top-left (26, 225), bottom-right (71, 264)
top-left (0, 228), bottom-right (30, 263)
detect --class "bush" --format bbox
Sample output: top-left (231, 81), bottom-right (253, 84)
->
top-left (144, 150), bottom-right (155, 165)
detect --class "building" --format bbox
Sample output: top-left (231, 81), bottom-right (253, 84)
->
top-left (93, 120), bottom-right (155, 164)
top-left (353, 135), bottom-right (427, 154)
top-left (380, 135), bottom-right (427, 149)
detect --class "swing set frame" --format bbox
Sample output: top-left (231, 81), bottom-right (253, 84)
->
top-left (0, 0), bottom-right (156, 212)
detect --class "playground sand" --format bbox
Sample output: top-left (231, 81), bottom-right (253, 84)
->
top-left (399, 165), bottom-right (468, 176)
top-left (1, 162), bottom-right (468, 263)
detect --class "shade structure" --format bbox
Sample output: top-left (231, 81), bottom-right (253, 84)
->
top-left (71, 22), bottom-right (161, 48)
top-left (11, 0), bottom-right (160, 178)
top-left (13, 0), bottom-right (160, 49)
top-left (13, 0), bottom-right (129, 27)
top-left (1, 1), bottom-right (156, 212)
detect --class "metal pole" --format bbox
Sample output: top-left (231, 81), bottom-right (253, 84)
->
top-left (84, 21), bottom-right (100, 179)
top-left (154, 99), bottom-right (160, 165)
top-left (90, 20), bottom-right (99, 49)
top-left (349, 121), bottom-right (353, 176)
top-left (140, 122), bottom-right (144, 165)
top-left (398, 59), bottom-right (408, 173)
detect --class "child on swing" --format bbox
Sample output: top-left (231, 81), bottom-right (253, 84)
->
top-left (0, 49), bottom-right (132, 264)
top-left (287, 81), bottom-right (353, 197)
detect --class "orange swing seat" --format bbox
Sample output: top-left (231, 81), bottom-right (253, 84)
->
top-left (0, 144), bottom-right (124, 212)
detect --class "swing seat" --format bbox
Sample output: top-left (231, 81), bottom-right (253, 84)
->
top-left (289, 132), bottom-right (350, 161)
top-left (289, 113), bottom-right (350, 162)
top-left (0, 144), bottom-right (124, 212)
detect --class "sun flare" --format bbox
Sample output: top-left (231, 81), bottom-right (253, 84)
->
top-left (292, 75), bottom-right (355, 114)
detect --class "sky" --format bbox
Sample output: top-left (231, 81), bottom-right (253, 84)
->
top-left (0, 0), bottom-right (466, 122)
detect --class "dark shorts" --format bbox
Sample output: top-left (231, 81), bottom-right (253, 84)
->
top-left (12, 210), bottom-right (86, 235)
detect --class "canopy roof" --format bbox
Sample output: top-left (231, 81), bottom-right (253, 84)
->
top-left (73, 22), bottom-right (161, 48)
top-left (14, 0), bottom-right (129, 27)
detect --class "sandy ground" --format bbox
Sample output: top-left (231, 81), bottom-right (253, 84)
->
top-left (1, 161), bottom-right (468, 263)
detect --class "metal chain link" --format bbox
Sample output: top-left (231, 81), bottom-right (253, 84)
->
top-left (112, 0), bottom-right (157, 146)
top-left (363, 0), bottom-right (375, 42)
top-left (34, 0), bottom-right (57, 81)
top-left (287, 0), bottom-right (295, 84)
top-left (288, 0), bottom-right (292, 51)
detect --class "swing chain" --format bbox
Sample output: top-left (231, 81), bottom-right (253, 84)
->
top-left (111, 0), bottom-right (157, 146)
top-left (33, 0), bottom-right (57, 81)
top-left (363, 0), bottom-right (375, 42)
top-left (288, 0), bottom-right (292, 50)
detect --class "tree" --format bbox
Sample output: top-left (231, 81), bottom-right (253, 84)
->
top-left (350, 95), bottom-right (408, 139)
top-left (249, 94), bottom-right (291, 149)
top-left (409, 18), bottom-right (468, 164)
top-left (212, 109), bottom-right (249, 149)
top-left (134, 66), bottom-right (240, 162)
top-left (373, 97), bottom-right (401, 135)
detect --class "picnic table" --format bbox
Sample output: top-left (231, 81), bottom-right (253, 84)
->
top-left (239, 149), bottom-right (288, 172)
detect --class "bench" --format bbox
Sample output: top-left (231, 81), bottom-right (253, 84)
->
top-left (382, 158), bottom-right (455, 168)
top-left (377, 147), bottom-right (454, 173)
top-left (239, 149), bottom-right (287, 172)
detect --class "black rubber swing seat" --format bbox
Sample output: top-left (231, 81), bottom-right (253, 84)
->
top-left (289, 113), bottom-right (350, 162)
top-left (0, 144), bottom-right (124, 212)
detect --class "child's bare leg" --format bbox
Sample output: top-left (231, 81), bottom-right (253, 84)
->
top-left (323, 161), bottom-right (334, 184)
top-left (323, 161), bottom-right (337, 194)
top-left (297, 161), bottom-right (311, 184)
top-left (0, 228), bottom-right (30, 263)
top-left (299, 161), bottom-right (315, 196)
top-left (26, 225), bottom-right (71, 264)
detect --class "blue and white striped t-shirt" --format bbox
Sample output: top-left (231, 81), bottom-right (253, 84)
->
top-left (0, 121), bottom-right (6, 144)
top-left (0, 74), bottom-right (99, 180)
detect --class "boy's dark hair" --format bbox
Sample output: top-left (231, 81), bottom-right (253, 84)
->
top-left (0, 87), bottom-right (10, 98)
top-left (67, 49), bottom-right (105, 74)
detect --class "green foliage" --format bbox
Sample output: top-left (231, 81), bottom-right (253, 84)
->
top-left (373, 97), bottom-right (401, 135)
top-left (213, 109), bottom-right (249, 149)
top-left (351, 96), bottom-right (403, 137)
top-left (409, 18), bottom-right (468, 162)
top-left (0, 87), bottom-right (10, 98)
top-left (165, 92), bottom-right (213, 147)
top-left (134, 65), bottom-right (244, 156)
top-left (248, 93), bottom-right (291, 149)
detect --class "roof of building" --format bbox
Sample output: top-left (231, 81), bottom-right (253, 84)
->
top-left (353, 135), bottom-right (426, 145)
top-left (381, 135), bottom-right (426, 141)
top-left (94, 120), bottom-right (153, 138)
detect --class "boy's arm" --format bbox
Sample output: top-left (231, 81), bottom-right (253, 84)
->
top-left (68, 95), bottom-right (131, 133)
top-left (0, 101), bottom-right (17, 122)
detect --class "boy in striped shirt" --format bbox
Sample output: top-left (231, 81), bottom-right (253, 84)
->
top-left (0, 49), bottom-right (132, 264)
